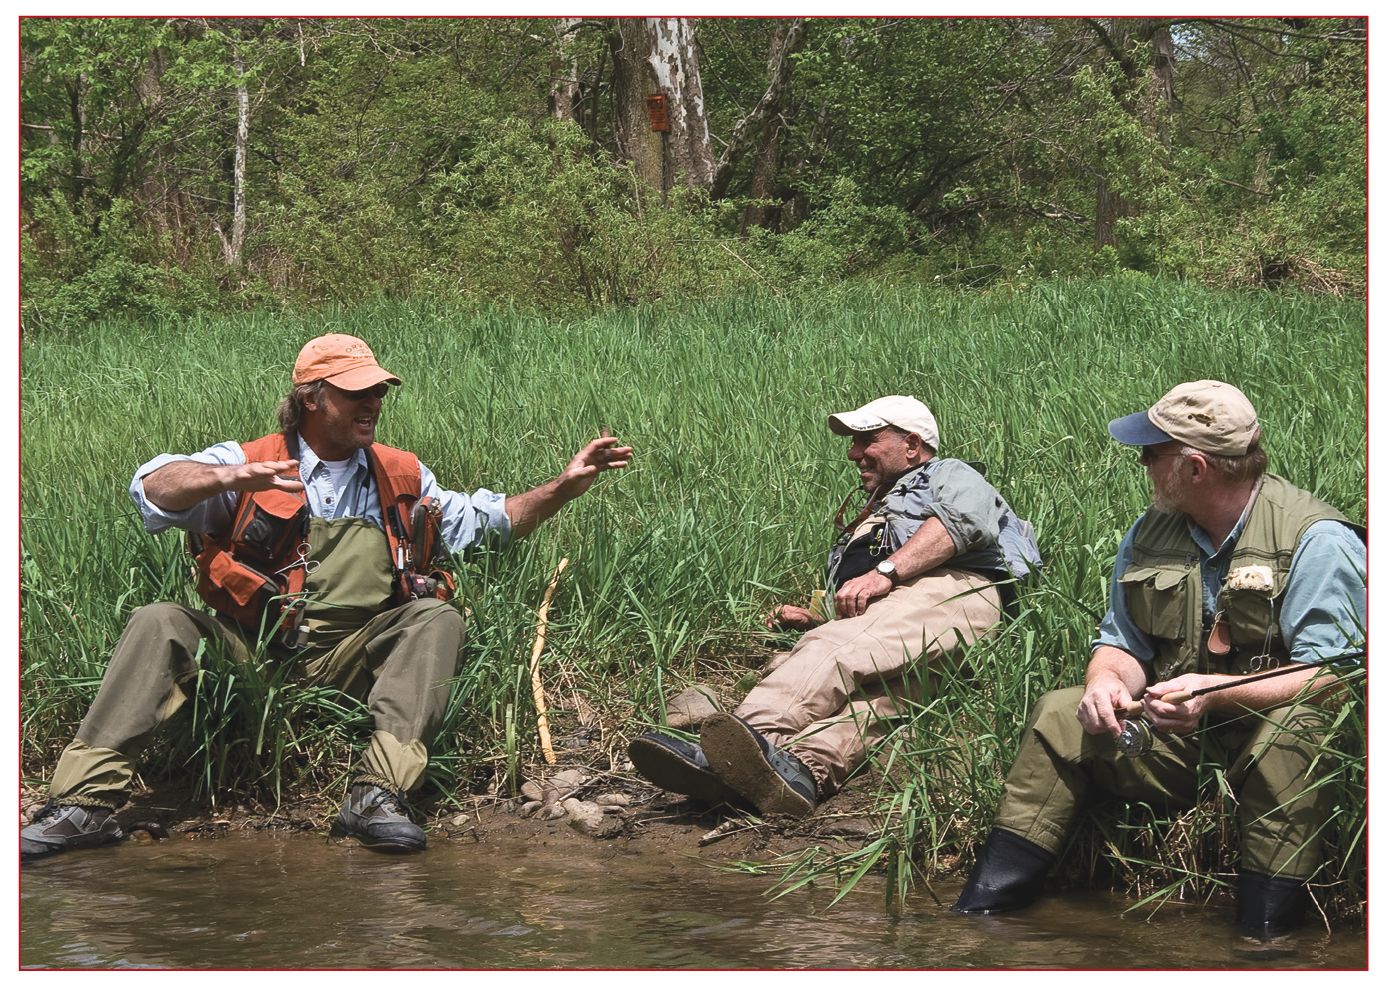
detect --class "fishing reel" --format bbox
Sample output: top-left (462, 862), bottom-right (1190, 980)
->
top-left (1116, 718), bottom-right (1155, 758)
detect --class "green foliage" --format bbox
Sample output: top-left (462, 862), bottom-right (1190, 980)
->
top-left (20, 282), bottom-right (1365, 920)
top-left (18, 17), bottom-right (1366, 322)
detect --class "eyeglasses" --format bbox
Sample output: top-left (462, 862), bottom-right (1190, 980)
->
top-left (335, 382), bottom-right (390, 401)
top-left (1138, 446), bottom-right (1187, 466)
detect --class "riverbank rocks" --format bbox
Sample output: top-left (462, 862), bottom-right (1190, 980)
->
top-left (514, 767), bottom-right (632, 837)
top-left (561, 798), bottom-right (624, 838)
top-left (664, 685), bottom-right (723, 730)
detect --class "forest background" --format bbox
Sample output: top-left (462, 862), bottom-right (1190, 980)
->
top-left (18, 16), bottom-right (1366, 322)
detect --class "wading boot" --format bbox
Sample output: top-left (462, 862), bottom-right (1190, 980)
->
top-left (628, 731), bottom-right (749, 809)
top-left (699, 713), bottom-right (817, 818)
top-left (1237, 870), bottom-right (1309, 939)
top-left (952, 828), bottom-right (1056, 914)
top-left (331, 784), bottom-right (426, 852)
top-left (20, 803), bottom-right (124, 860)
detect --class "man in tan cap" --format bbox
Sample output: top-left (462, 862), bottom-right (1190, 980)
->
top-left (22, 333), bottom-right (631, 857)
top-left (630, 395), bottom-right (1040, 819)
top-left (954, 380), bottom-right (1365, 939)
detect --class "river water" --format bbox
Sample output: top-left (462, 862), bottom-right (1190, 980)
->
top-left (20, 832), bottom-right (1365, 969)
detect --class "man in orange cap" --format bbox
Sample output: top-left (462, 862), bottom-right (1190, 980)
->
top-left (22, 333), bottom-right (631, 857)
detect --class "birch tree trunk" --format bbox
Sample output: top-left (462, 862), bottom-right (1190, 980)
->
top-left (609, 17), bottom-right (714, 195)
top-left (220, 50), bottom-right (249, 268)
top-left (549, 17), bottom-right (582, 122)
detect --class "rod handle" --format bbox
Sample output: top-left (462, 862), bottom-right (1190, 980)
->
top-left (1120, 689), bottom-right (1193, 717)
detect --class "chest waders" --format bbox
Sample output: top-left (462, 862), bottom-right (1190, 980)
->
top-left (992, 476), bottom-right (1361, 886)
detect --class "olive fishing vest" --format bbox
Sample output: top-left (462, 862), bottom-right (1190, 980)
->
top-left (1119, 473), bottom-right (1360, 680)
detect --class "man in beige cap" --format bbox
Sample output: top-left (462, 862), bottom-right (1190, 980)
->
top-left (955, 380), bottom-right (1365, 939)
top-left (630, 395), bottom-right (1040, 819)
top-left (22, 333), bottom-right (631, 858)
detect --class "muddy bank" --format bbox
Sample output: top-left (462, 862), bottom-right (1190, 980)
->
top-left (20, 757), bottom-right (898, 869)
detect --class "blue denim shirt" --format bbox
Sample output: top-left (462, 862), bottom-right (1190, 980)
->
top-left (130, 437), bottom-right (511, 554)
top-left (1095, 506), bottom-right (1366, 666)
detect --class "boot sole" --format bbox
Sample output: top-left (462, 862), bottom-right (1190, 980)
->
top-left (700, 714), bottom-right (814, 819)
top-left (329, 820), bottom-right (425, 853)
top-left (628, 735), bottom-right (745, 808)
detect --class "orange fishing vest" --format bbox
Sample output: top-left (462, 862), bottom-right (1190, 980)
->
top-left (189, 432), bottom-right (453, 643)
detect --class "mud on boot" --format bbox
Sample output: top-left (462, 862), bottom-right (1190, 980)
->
top-left (20, 803), bottom-right (125, 860)
top-left (331, 784), bottom-right (426, 852)
top-left (699, 713), bottom-right (817, 819)
top-left (628, 731), bottom-right (749, 810)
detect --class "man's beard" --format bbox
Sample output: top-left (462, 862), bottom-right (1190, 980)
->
top-left (1150, 462), bottom-right (1185, 513)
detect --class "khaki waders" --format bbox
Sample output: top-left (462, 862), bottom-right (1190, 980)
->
top-left (734, 566), bottom-right (1002, 795)
top-left (49, 516), bottom-right (466, 808)
top-left (994, 685), bottom-right (1336, 880)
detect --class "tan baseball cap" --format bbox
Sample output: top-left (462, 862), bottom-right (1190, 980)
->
top-left (292, 334), bottom-right (401, 391)
top-left (1108, 379), bottom-right (1260, 456)
top-left (828, 395), bottom-right (940, 451)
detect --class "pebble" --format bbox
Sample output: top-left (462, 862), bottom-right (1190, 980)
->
top-left (561, 798), bottom-right (623, 838)
top-left (664, 685), bottom-right (723, 730)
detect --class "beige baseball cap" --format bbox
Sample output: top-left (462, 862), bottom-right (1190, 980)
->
top-left (828, 395), bottom-right (939, 451)
top-left (1108, 379), bottom-right (1260, 456)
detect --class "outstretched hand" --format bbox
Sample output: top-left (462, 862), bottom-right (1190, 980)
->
top-left (555, 434), bottom-right (633, 501)
top-left (224, 459), bottom-right (304, 494)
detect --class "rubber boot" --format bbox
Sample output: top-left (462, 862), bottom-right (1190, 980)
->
top-left (952, 827), bottom-right (1057, 914)
top-left (1237, 870), bottom-right (1309, 939)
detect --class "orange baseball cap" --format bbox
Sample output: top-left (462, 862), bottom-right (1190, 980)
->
top-left (292, 334), bottom-right (401, 390)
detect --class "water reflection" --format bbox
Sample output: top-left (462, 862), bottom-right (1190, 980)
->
top-left (20, 832), bottom-right (1365, 969)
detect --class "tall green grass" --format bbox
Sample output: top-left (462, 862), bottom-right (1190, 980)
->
top-left (20, 276), bottom-right (1366, 916)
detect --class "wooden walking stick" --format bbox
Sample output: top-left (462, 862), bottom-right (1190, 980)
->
top-left (529, 557), bottom-right (569, 765)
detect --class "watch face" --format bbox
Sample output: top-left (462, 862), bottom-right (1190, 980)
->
top-left (876, 561), bottom-right (896, 576)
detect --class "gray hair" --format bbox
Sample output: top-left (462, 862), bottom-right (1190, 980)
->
top-left (275, 380), bottom-right (324, 433)
top-left (1180, 439), bottom-right (1268, 484)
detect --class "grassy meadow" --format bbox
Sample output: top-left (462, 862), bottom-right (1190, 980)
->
top-left (20, 277), bottom-right (1367, 918)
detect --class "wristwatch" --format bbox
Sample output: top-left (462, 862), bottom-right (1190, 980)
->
top-left (875, 559), bottom-right (899, 584)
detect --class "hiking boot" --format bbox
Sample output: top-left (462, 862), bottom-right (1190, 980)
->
top-left (628, 731), bottom-right (749, 809)
top-left (1237, 870), bottom-right (1309, 939)
top-left (20, 803), bottom-right (124, 860)
top-left (330, 784), bottom-right (426, 852)
top-left (699, 713), bottom-right (817, 818)
top-left (952, 827), bottom-right (1056, 914)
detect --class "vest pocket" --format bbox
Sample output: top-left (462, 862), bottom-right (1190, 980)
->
top-left (203, 550), bottom-right (278, 610)
top-left (1119, 565), bottom-right (1189, 642)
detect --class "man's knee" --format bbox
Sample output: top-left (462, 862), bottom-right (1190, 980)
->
top-left (1028, 687), bottom-right (1086, 745)
top-left (397, 597), bottom-right (467, 632)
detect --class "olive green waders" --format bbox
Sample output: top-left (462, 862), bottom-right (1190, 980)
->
top-left (48, 516), bottom-right (465, 809)
top-left (994, 685), bottom-right (1335, 880)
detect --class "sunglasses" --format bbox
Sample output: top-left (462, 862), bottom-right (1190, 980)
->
top-left (335, 382), bottom-right (391, 401)
top-left (1138, 446), bottom-right (1187, 466)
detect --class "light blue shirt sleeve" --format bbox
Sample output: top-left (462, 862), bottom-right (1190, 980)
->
top-left (420, 461), bottom-right (512, 553)
top-left (1092, 519), bottom-right (1155, 662)
top-left (129, 441), bottom-right (246, 535)
top-left (1280, 520), bottom-right (1366, 664)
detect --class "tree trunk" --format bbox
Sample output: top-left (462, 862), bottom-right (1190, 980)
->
top-left (609, 17), bottom-right (714, 195)
top-left (220, 50), bottom-right (249, 268)
top-left (549, 18), bottom-right (582, 122)
top-left (1088, 18), bottom-right (1174, 247)
top-left (711, 18), bottom-right (806, 206)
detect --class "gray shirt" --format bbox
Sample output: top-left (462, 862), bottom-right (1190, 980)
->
top-left (130, 437), bottom-right (511, 554)
top-left (827, 458), bottom-right (1041, 584)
